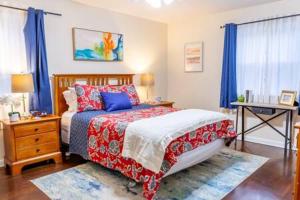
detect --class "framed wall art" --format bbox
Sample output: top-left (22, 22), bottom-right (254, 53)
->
top-left (72, 28), bottom-right (123, 62)
top-left (184, 41), bottom-right (204, 72)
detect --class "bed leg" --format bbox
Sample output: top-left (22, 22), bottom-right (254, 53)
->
top-left (64, 152), bottom-right (71, 160)
top-left (225, 137), bottom-right (237, 147)
top-left (65, 152), bottom-right (71, 156)
top-left (234, 137), bottom-right (237, 149)
top-left (125, 181), bottom-right (138, 195)
top-left (61, 143), bottom-right (70, 160)
top-left (127, 181), bottom-right (137, 188)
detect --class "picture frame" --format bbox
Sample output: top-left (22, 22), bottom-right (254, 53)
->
top-left (72, 27), bottom-right (123, 62)
top-left (184, 41), bottom-right (204, 72)
top-left (279, 90), bottom-right (297, 106)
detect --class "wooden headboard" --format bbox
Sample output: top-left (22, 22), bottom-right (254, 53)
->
top-left (52, 74), bottom-right (134, 116)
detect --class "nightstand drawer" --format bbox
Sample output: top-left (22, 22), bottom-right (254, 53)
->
top-left (16, 142), bottom-right (59, 160)
top-left (14, 121), bottom-right (57, 137)
top-left (15, 131), bottom-right (58, 150)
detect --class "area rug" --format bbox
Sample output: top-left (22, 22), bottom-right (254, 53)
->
top-left (31, 148), bottom-right (268, 200)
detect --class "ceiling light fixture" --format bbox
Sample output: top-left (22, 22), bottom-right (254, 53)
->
top-left (145, 0), bottom-right (174, 8)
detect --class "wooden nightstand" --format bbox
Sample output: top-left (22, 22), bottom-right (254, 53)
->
top-left (145, 101), bottom-right (175, 108)
top-left (2, 115), bottom-right (62, 175)
top-left (294, 124), bottom-right (300, 200)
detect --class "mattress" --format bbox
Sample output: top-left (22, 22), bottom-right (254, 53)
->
top-left (61, 111), bottom-right (224, 176)
top-left (61, 111), bottom-right (75, 144)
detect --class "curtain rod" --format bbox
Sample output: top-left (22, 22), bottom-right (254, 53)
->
top-left (220, 13), bottom-right (300, 29)
top-left (0, 4), bottom-right (62, 16)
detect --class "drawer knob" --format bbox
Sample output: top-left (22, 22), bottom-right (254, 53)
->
top-left (34, 128), bottom-right (39, 132)
top-left (35, 138), bottom-right (39, 142)
top-left (36, 149), bottom-right (40, 153)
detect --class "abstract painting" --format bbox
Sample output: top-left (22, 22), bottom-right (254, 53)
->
top-left (184, 42), bottom-right (204, 72)
top-left (72, 28), bottom-right (123, 61)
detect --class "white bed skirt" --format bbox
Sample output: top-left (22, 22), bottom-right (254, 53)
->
top-left (164, 139), bottom-right (224, 177)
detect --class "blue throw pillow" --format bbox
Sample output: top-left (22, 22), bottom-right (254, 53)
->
top-left (100, 92), bottom-right (132, 112)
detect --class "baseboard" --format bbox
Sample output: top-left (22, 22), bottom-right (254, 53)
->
top-left (237, 135), bottom-right (296, 150)
top-left (0, 159), bottom-right (4, 167)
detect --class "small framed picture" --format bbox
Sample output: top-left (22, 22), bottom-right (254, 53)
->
top-left (279, 90), bottom-right (297, 106)
top-left (184, 42), bottom-right (204, 72)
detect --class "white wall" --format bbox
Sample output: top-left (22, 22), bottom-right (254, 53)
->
top-left (167, 0), bottom-right (300, 148)
top-left (0, 0), bottom-right (168, 166)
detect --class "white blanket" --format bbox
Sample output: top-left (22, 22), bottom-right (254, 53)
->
top-left (121, 109), bottom-right (229, 173)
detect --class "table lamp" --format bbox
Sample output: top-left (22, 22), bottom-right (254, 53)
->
top-left (11, 74), bottom-right (34, 115)
top-left (141, 73), bottom-right (154, 101)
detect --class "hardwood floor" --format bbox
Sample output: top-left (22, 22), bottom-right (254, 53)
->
top-left (224, 142), bottom-right (295, 200)
top-left (0, 141), bottom-right (295, 200)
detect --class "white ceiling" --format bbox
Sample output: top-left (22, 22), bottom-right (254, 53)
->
top-left (73, 0), bottom-right (281, 23)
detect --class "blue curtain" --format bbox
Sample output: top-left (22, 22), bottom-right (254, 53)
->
top-left (24, 7), bottom-right (52, 114)
top-left (220, 23), bottom-right (238, 109)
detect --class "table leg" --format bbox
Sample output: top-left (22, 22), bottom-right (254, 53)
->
top-left (235, 106), bottom-right (239, 148)
top-left (289, 110), bottom-right (293, 150)
top-left (242, 106), bottom-right (245, 143)
top-left (285, 111), bottom-right (289, 151)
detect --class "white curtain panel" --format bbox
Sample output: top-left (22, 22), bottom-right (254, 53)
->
top-left (236, 16), bottom-right (300, 104)
top-left (0, 7), bottom-right (27, 119)
top-left (0, 7), bottom-right (27, 94)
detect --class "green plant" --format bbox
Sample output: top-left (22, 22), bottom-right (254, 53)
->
top-left (238, 95), bottom-right (245, 102)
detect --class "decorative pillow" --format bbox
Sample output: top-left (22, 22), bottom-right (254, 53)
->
top-left (99, 85), bottom-right (119, 93)
top-left (62, 87), bottom-right (77, 112)
top-left (119, 84), bottom-right (140, 106)
top-left (100, 92), bottom-right (132, 112)
top-left (75, 84), bottom-right (102, 112)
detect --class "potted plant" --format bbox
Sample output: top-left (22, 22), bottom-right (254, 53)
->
top-left (0, 95), bottom-right (22, 122)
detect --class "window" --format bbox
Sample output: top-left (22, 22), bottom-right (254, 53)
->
top-left (0, 7), bottom-right (27, 118)
top-left (236, 16), bottom-right (300, 103)
top-left (0, 7), bottom-right (27, 94)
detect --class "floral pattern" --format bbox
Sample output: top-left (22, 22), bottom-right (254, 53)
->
top-left (75, 84), bottom-right (102, 112)
top-left (87, 107), bottom-right (236, 199)
top-left (99, 84), bottom-right (140, 106)
top-left (119, 84), bottom-right (140, 105)
top-left (99, 85), bottom-right (119, 93)
top-left (75, 84), bottom-right (140, 112)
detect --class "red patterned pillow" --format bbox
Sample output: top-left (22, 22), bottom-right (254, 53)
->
top-left (75, 84), bottom-right (102, 112)
top-left (99, 84), bottom-right (140, 106)
top-left (119, 84), bottom-right (140, 106)
top-left (99, 85), bottom-right (119, 93)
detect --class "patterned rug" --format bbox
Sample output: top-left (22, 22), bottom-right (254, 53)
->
top-left (31, 148), bottom-right (268, 200)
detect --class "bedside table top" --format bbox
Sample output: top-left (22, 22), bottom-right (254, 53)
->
top-left (145, 101), bottom-right (174, 106)
top-left (1, 114), bottom-right (61, 126)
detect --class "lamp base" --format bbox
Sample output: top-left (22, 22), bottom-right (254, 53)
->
top-left (21, 93), bottom-right (31, 119)
top-left (21, 112), bottom-right (31, 120)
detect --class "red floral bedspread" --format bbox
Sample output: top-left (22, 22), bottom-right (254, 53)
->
top-left (87, 107), bottom-right (236, 199)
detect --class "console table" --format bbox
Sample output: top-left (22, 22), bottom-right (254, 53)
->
top-left (231, 102), bottom-right (298, 151)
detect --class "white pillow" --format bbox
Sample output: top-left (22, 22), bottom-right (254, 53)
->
top-left (63, 87), bottom-right (77, 112)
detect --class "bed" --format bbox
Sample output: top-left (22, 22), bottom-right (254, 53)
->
top-left (53, 74), bottom-right (236, 199)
